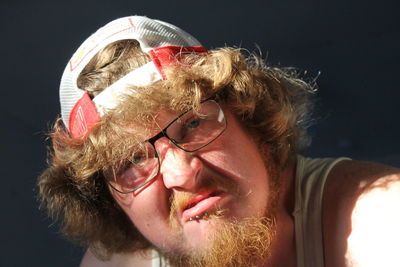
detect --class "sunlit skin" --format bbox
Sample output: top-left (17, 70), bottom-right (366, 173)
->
top-left (110, 107), bottom-right (271, 254)
top-left (345, 178), bottom-right (400, 267)
top-left (103, 106), bottom-right (400, 267)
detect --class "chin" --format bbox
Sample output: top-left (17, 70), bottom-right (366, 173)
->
top-left (159, 213), bottom-right (276, 267)
top-left (163, 213), bottom-right (234, 256)
top-left (181, 216), bottom-right (221, 250)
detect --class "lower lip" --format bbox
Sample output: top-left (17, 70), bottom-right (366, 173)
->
top-left (181, 194), bottom-right (226, 222)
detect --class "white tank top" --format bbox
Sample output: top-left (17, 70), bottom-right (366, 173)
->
top-left (293, 155), bottom-right (350, 267)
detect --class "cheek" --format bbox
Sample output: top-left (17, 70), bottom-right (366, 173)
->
top-left (201, 139), bottom-right (270, 219)
top-left (214, 113), bottom-right (271, 216)
top-left (111, 179), bottom-right (175, 247)
top-left (236, 160), bottom-right (270, 218)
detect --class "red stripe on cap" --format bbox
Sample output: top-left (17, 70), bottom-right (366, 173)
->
top-left (128, 17), bottom-right (135, 27)
top-left (69, 92), bottom-right (101, 138)
top-left (148, 46), bottom-right (208, 79)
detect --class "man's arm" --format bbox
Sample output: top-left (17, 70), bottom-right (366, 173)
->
top-left (323, 160), bottom-right (400, 267)
top-left (345, 175), bottom-right (400, 266)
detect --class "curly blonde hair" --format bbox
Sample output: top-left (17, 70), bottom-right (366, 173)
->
top-left (38, 39), bottom-right (315, 258)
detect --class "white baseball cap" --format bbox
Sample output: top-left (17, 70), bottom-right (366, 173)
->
top-left (59, 16), bottom-right (207, 138)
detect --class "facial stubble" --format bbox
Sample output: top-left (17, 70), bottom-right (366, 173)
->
top-left (160, 161), bottom-right (280, 267)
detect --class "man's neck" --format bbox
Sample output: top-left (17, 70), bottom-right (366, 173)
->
top-left (268, 163), bottom-right (297, 267)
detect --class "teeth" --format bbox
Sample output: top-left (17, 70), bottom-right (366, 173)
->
top-left (189, 213), bottom-right (208, 222)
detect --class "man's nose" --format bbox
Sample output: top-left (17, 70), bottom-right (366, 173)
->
top-left (156, 138), bottom-right (201, 191)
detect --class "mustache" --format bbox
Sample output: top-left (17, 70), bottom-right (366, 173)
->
top-left (168, 173), bottom-right (238, 225)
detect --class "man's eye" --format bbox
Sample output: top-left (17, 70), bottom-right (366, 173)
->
top-left (129, 153), bottom-right (147, 166)
top-left (185, 118), bottom-right (201, 130)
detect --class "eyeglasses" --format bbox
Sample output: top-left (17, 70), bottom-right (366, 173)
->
top-left (107, 99), bottom-right (227, 194)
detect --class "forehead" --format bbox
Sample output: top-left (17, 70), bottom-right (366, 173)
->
top-left (124, 102), bottom-right (217, 145)
top-left (101, 84), bottom-right (205, 139)
top-left (121, 108), bottom-right (190, 141)
top-left (154, 110), bottom-right (179, 128)
top-left (135, 110), bottom-right (180, 140)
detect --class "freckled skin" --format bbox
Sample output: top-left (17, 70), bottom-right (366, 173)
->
top-left (110, 108), bottom-right (271, 253)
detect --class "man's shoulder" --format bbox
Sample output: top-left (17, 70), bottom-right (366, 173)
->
top-left (346, 174), bottom-right (400, 266)
top-left (80, 249), bottom-right (153, 267)
top-left (323, 160), bottom-right (400, 267)
top-left (324, 159), bottom-right (400, 206)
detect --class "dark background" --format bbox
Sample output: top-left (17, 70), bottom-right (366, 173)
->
top-left (2, 0), bottom-right (399, 266)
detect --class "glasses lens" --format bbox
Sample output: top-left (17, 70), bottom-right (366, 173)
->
top-left (166, 100), bottom-right (226, 151)
top-left (107, 100), bottom-right (226, 193)
top-left (108, 142), bottom-right (159, 193)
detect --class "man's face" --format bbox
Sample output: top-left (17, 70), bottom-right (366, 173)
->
top-left (110, 106), bottom-right (276, 259)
